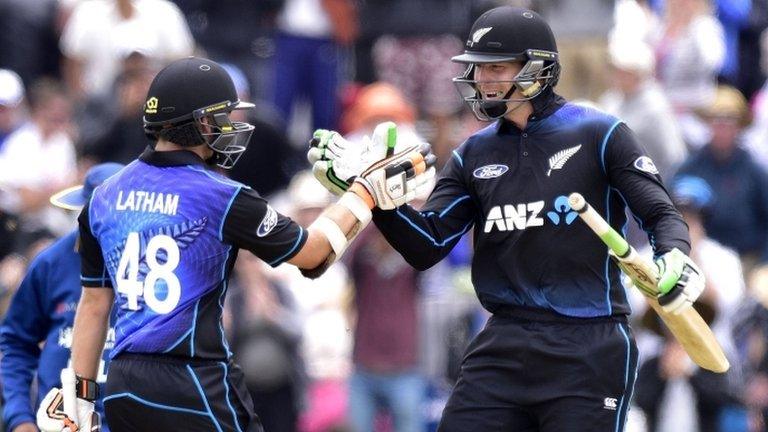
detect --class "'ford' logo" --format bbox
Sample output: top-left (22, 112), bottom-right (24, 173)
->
top-left (473, 164), bottom-right (509, 179)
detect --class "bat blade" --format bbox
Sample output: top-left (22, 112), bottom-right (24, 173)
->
top-left (568, 193), bottom-right (730, 373)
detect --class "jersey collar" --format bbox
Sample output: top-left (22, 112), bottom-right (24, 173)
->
top-left (495, 90), bottom-right (566, 135)
top-left (139, 146), bottom-right (209, 167)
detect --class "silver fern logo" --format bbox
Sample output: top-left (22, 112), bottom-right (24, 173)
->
top-left (469, 27), bottom-right (493, 47)
top-left (547, 144), bottom-right (582, 176)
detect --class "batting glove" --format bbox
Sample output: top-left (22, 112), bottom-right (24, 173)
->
top-left (37, 369), bottom-right (101, 432)
top-left (308, 122), bottom-right (402, 195)
top-left (350, 141), bottom-right (437, 210)
top-left (655, 248), bottom-right (706, 315)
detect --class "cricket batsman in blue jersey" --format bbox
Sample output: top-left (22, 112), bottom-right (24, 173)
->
top-left (306, 6), bottom-right (710, 432)
top-left (34, 57), bottom-right (436, 432)
top-left (0, 163), bottom-right (122, 432)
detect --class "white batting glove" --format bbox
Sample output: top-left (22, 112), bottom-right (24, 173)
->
top-left (37, 369), bottom-right (101, 432)
top-left (655, 248), bottom-right (706, 315)
top-left (351, 141), bottom-right (437, 210)
top-left (307, 122), bottom-right (403, 195)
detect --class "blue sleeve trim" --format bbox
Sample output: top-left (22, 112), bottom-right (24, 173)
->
top-left (187, 365), bottom-right (224, 432)
top-left (103, 392), bottom-right (208, 416)
top-left (219, 362), bottom-right (244, 432)
top-left (452, 150), bottom-right (464, 167)
top-left (190, 300), bottom-right (200, 357)
top-left (439, 195), bottom-right (471, 218)
top-left (268, 226), bottom-right (305, 267)
top-left (395, 209), bottom-right (473, 247)
top-left (218, 249), bottom-right (233, 358)
top-left (219, 186), bottom-right (243, 241)
top-left (599, 120), bottom-right (622, 175)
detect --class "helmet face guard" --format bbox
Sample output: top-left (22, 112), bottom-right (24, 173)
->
top-left (453, 50), bottom-right (560, 121)
top-left (193, 100), bottom-right (255, 169)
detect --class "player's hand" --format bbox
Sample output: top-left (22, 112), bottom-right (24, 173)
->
top-left (307, 122), bottom-right (400, 195)
top-left (36, 369), bottom-right (101, 432)
top-left (655, 248), bottom-right (705, 315)
top-left (350, 140), bottom-right (437, 211)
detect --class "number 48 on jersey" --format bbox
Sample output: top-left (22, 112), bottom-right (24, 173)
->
top-left (116, 232), bottom-right (182, 314)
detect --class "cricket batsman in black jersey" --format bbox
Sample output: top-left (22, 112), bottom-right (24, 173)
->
top-left (308, 6), bottom-right (707, 432)
top-left (34, 57), bottom-right (435, 432)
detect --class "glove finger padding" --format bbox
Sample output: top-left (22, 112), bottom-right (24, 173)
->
top-left (307, 122), bottom-right (411, 197)
top-left (355, 142), bottom-right (437, 210)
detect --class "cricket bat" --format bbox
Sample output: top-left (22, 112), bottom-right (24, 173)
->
top-left (568, 193), bottom-right (730, 373)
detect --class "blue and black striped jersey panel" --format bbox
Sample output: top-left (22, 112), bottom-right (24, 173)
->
top-left (87, 161), bottom-right (241, 358)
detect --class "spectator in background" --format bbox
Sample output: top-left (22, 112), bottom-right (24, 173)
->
top-left (224, 64), bottom-right (299, 197)
top-left (338, 85), bottom-right (431, 432)
top-left (743, 29), bottom-right (768, 170)
top-left (360, 0), bottom-right (470, 168)
top-left (79, 51), bottom-right (157, 165)
top-left (272, 0), bottom-right (357, 135)
top-left (228, 251), bottom-right (304, 432)
top-left (675, 85), bottom-right (768, 273)
top-left (0, 78), bottom-right (77, 249)
top-left (633, 299), bottom-right (743, 432)
top-left (345, 227), bottom-right (426, 432)
top-left (0, 163), bottom-right (122, 432)
top-left (173, 0), bottom-right (284, 99)
top-left (0, 69), bottom-right (26, 149)
top-left (650, 0), bottom-right (725, 148)
top-left (59, 0), bottom-right (194, 99)
top-left (270, 171), bottom-right (353, 432)
top-left (0, 69), bottom-right (27, 259)
top-left (713, 0), bottom-right (751, 86)
top-left (599, 38), bottom-right (687, 182)
top-left (534, 0), bottom-right (616, 101)
top-left (0, 0), bottom-right (62, 87)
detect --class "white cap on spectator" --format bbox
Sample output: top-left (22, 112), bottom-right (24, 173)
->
top-left (608, 38), bottom-right (655, 76)
top-left (0, 69), bottom-right (24, 107)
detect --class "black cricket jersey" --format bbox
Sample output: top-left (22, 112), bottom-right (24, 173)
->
top-left (374, 95), bottom-right (689, 318)
top-left (79, 148), bottom-right (307, 360)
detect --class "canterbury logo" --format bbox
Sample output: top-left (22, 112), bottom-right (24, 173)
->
top-left (469, 27), bottom-right (493, 47)
top-left (547, 145), bottom-right (581, 176)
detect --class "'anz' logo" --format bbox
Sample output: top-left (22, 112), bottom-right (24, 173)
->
top-left (484, 201), bottom-right (544, 232)
top-left (473, 164), bottom-right (509, 179)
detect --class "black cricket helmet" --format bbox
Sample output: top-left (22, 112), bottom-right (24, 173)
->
top-left (143, 57), bottom-right (255, 169)
top-left (452, 6), bottom-right (560, 121)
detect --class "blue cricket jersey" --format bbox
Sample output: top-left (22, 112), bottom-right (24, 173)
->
top-left (373, 94), bottom-right (690, 318)
top-left (78, 148), bottom-right (306, 360)
top-left (0, 230), bottom-right (114, 431)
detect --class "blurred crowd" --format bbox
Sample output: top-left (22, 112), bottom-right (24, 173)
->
top-left (2, 0), bottom-right (768, 431)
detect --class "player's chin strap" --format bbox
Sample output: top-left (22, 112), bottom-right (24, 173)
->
top-left (302, 192), bottom-right (372, 279)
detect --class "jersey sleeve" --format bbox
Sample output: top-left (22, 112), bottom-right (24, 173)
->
top-left (372, 150), bottom-right (477, 270)
top-left (222, 188), bottom-right (307, 267)
top-left (603, 122), bottom-right (690, 256)
top-left (78, 202), bottom-right (112, 288)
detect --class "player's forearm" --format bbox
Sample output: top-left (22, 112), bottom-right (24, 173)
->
top-left (290, 192), bottom-right (371, 272)
top-left (372, 205), bottom-right (465, 270)
top-left (71, 288), bottom-right (113, 380)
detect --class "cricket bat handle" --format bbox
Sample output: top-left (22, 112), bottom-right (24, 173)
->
top-left (567, 193), bottom-right (730, 373)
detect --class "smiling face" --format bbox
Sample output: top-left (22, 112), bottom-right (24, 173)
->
top-left (473, 61), bottom-right (524, 101)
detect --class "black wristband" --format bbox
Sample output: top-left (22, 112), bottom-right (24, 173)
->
top-left (76, 375), bottom-right (99, 401)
